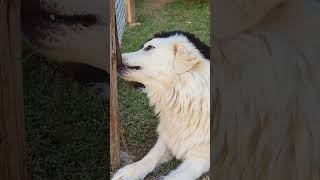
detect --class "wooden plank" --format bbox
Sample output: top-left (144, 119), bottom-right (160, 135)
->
top-left (0, 0), bottom-right (27, 179)
top-left (110, 0), bottom-right (121, 171)
top-left (126, 0), bottom-right (136, 24)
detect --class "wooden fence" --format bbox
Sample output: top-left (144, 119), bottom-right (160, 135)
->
top-left (126, 0), bottom-right (137, 24)
top-left (0, 0), bottom-right (27, 179)
top-left (0, 0), bottom-right (134, 177)
top-left (110, 0), bottom-right (122, 171)
top-left (111, 0), bottom-right (137, 172)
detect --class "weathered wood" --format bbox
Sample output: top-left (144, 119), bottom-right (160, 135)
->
top-left (0, 0), bottom-right (27, 179)
top-left (110, 0), bottom-right (121, 171)
top-left (126, 0), bottom-right (136, 24)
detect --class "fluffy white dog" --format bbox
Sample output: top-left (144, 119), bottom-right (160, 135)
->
top-left (113, 31), bottom-right (210, 180)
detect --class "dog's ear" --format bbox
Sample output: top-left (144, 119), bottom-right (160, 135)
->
top-left (173, 42), bottom-right (201, 74)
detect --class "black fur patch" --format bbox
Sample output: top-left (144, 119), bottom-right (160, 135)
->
top-left (153, 31), bottom-right (210, 60)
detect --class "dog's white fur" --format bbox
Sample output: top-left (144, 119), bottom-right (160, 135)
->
top-left (112, 34), bottom-right (210, 180)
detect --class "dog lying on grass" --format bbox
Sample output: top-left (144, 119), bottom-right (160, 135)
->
top-left (112, 31), bottom-right (210, 180)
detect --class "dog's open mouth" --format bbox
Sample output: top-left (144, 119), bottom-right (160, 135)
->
top-left (117, 64), bottom-right (145, 89)
top-left (118, 64), bottom-right (141, 71)
top-left (129, 81), bottom-right (145, 89)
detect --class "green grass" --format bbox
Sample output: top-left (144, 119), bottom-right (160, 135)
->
top-left (118, 0), bottom-right (209, 179)
top-left (121, 0), bottom-right (210, 53)
top-left (23, 54), bottom-right (109, 180)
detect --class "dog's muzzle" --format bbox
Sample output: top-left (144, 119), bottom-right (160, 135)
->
top-left (117, 57), bottom-right (145, 89)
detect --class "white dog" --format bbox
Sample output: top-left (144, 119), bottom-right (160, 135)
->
top-left (113, 31), bottom-right (210, 180)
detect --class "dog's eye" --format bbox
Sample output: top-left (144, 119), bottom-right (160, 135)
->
top-left (144, 45), bottom-right (155, 51)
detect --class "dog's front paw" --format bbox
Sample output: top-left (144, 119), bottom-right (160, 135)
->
top-left (111, 163), bottom-right (146, 180)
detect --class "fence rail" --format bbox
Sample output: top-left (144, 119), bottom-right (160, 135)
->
top-left (115, 0), bottom-right (126, 45)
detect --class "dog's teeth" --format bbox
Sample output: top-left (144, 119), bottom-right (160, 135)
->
top-left (49, 14), bottom-right (56, 21)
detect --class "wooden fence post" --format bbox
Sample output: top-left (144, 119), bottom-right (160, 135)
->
top-left (0, 0), bottom-right (27, 179)
top-left (110, 0), bottom-right (121, 171)
top-left (126, 0), bottom-right (136, 24)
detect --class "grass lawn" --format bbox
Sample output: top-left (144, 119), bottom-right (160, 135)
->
top-left (117, 0), bottom-right (210, 179)
top-left (23, 54), bottom-right (109, 179)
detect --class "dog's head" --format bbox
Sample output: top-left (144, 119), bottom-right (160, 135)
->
top-left (22, 0), bottom-right (107, 71)
top-left (119, 31), bottom-right (210, 90)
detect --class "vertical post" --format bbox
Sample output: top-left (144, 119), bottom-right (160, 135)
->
top-left (110, 0), bottom-right (121, 171)
top-left (126, 0), bottom-right (136, 24)
top-left (0, 0), bottom-right (27, 179)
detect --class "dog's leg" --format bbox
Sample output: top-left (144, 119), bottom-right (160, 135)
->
top-left (162, 145), bottom-right (210, 180)
top-left (112, 138), bottom-right (172, 180)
